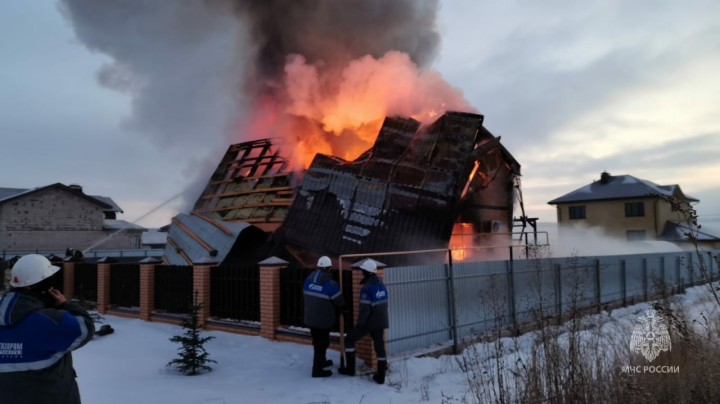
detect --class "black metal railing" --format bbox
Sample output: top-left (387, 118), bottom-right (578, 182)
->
top-left (110, 264), bottom-right (140, 308)
top-left (73, 263), bottom-right (98, 302)
top-left (279, 265), bottom-right (353, 332)
top-left (154, 265), bottom-right (193, 314)
top-left (52, 266), bottom-right (65, 293)
top-left (210, 264), bottom-right (260, 322)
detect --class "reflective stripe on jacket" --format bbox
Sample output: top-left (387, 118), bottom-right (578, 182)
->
top-left (357, 274), bottom-right (389, 330)
top-left (0, 291), bottom-right (95, 404)
top-left (303, 269), bottom-right (345, 329)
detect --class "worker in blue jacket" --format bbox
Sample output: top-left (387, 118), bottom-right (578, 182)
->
top-left (339, 260), bottom-right (389, 384)
top-left (303, 256), bottom-right (345, 378)
top-left (0, 254), bottom-right (95, 404)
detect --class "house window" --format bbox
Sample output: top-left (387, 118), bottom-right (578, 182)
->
top-left (627, 230), bottom-right (647, 241)
top-left (568, 206), bottom-right (586, 220)
top-left (625, 202), bottom-right (645, 217)
top-left (133, 236), bottom-right (141, 249)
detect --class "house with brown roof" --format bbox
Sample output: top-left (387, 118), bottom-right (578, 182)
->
top-left (0, 183), bottom-right (144, 252)
top-left (548, 172), bottom-right (720, 249)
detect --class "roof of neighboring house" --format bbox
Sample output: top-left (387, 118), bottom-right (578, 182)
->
top-left (103, 219), bottom-right (145, 230)
top-left (163, 213), bottom-right (267, 265)
top-left (142, 229), bottom-right (168, 245)
top-left (89, 195), bottom-right (123, 213)
top-left (0, 183), bottom-right (122, 212)
top-left (659, 221), bottom-right (720, 242)
top-left (548, 174), bottom-right (699, 205)
top-left (0, 187), bottom-right (29, 201)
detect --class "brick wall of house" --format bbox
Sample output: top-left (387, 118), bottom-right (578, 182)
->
top-left (0, 187), bottom-right (140, 251)
top-left (0, 187), bottom-right (104, 231)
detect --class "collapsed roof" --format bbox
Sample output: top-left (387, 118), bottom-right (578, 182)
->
top-left (192, 139), bottom-right (294, 233)
top-left (179, 111), bottom-right (520, 266)
top-left (278, 112), bottom-right (519, 262)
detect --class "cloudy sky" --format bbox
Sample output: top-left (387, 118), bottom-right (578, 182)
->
top-left (1, 1), bottom-right (718, 230)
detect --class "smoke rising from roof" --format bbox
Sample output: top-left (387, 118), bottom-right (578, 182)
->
top-left (59, 0), bottom-right (459, 210)
top-left (231, 0), bottom-right (441, 93)
top-left (59, 0), bottom-right (443, 146)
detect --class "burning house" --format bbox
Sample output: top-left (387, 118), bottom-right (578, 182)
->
top-left (165, 111), bottom-right (521, 266)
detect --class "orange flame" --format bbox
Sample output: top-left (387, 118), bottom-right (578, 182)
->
top-left (237, 51), bottom-right (476, 170)
top-left (450, 223), bottom-right (475, 262)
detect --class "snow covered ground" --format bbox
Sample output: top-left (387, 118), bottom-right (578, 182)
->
top-left (75, 284), bottom-right (718, 404)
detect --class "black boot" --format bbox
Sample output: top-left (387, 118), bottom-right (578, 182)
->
top-left (323, 359), bottom-right (333, 368)
top-left (373, 360), bottom-right (387, 384)
top-left (338, 352), bottom-right (356, 376)
top-left (312, 354), bottom-right (332, 377)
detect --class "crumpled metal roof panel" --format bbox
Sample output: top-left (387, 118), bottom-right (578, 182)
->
top-left (279, 112), bottom-right (488, 258)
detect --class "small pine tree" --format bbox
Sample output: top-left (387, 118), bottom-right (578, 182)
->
top-left (166, 291), bottom-right (217, 375)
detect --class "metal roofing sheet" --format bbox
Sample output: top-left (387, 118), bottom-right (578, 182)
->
top-left (279, 113), bottom-right (488, 263)
top-left (90, 195), bottom-right (124, 212)
top-left (163, 213), bottom-right (256, 265)
top-left (0, 187), bottom-right (28, 202)
top-left (548, 175), bottom-right (699, 204)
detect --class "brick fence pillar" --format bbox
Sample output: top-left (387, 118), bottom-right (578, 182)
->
top-left (139, 257), bottom-right (162, 321)
top-left (351, 260), bottom-right (388, 370)
top-left (96, 257), bottom-right (118, 315)
top-left (193, 257), bottom-right (217, 328)
top-left (258, 257), bottom-right (288, 340)
top-left (62, 260), bottom-right (75, 301)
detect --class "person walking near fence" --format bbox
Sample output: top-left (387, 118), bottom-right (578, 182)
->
top-left (0, 254), bottom-right (95, 404)
top-left (303, 256), bottom-right (345, 378)
top-left (339, 260), bottom-right (389, 384)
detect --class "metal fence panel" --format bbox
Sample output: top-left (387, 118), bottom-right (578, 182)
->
top-left (513, 259), bottom-right (558, 324)
top-left (599, 256), bottom-right (622, 303)
top-left (154, 265), bottom-right (193, 314)
top-left (385, 264), bottom-right (450, 356)
top-left (110, 264), bottom-right (140, 308)
top-left (73, 263), bottom-right (98, 302)
top-left (382, 249), bottom-right (719, 358)
top-left (52, 266), bottom-right (64, 294)
top-left (210, 264), bottom-right (260, 322)
top-left (454, 260), bottom-right (511, 338)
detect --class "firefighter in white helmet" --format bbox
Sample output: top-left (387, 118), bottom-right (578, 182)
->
top-left (303, 256), bottom-right (345, 377)
top-left (0, 254), bottom-right (95, 404)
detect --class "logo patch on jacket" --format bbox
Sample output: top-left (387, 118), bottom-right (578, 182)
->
top-left (376, 291), bottom-right (386, 299)
top-left (0, 342), bottom-right (23, 358)
top-left (309, 284), bottom-right (323, 292)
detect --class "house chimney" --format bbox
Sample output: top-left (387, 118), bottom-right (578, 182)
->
top-left (68, 184), bottom-right (83, 193)
top-left (600, 171), bottom-right (611, 184)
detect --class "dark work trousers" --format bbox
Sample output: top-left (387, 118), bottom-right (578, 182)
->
top-left (345, 325), bottom-right (386, 361)
top-left (310, 327), bottom-right (331, 370)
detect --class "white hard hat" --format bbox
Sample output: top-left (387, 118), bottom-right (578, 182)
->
top-left (360, 260), bottom-right (377, 273)
top-left (317, 256), bottom-right (332, 268)
top-left (10, 254), bottom-right (61, 287)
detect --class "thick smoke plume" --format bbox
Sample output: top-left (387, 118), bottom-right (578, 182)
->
top-left (59, 0), bottom-right (474, 202)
